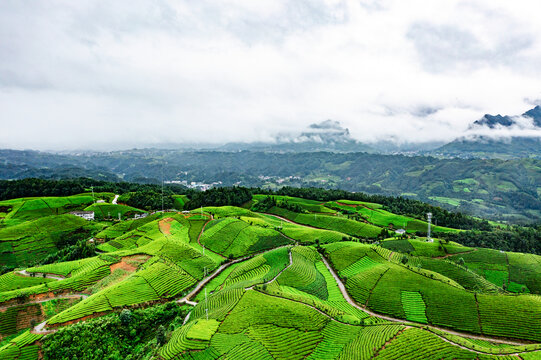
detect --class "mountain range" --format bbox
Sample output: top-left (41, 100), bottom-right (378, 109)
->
top-left (434, 106), bottom-right (541, 159)
top-left (218, 106), bottom-right (541, 158)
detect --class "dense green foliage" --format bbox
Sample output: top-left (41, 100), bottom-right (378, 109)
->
top-left (442, 227), bottom-right (541, 255)
top-left (185, 187), bottom-right (252, 209)
top-left (118, 191), bottom-right (174, 211)
top-left (43, 302), bottom-right (187, 360)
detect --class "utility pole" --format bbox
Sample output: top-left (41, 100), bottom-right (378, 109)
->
top-left (205, 288), bottom-right (208, 320)
top-left (91, 186), bottom-right (95, 203)
top-left (202, 245), bottom-right (205, 256)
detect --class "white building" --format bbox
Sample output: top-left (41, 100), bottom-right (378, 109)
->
top-left (395, 229), bottom-right (406, 235)
top-left (69, 211), bottom-right (95, 221)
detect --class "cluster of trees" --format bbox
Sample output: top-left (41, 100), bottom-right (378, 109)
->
top-left (0, 178), bottom-right (188, 202)
top-left (441, 226), bottom-right (541, 255)
top-left (42, 302), bottom-right (186, 360)
top-left (251, 196), bottom-right (303, 213)
top-left (184, 187), bottom-right (252, 210)
top-left (40, 239), bottom-right (97, 265)
top-left (251, 196), bottom-right (277, 212)
top-left (0, 178), bottom-right (86, 200)
top-left (118, 191), bottom-right (174, 211)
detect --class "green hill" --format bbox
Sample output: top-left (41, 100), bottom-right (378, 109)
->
top-left (0, 195), bottom-right (540, 359)
top-left (0, 214), bottom-right (90, 267)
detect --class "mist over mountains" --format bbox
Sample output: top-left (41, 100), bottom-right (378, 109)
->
top-left (436, 105), bottom-right (541, 158)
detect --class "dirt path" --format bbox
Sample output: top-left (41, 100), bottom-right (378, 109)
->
top-left (16, 270), bottom-right (64, 281)
top-left (262, 213), bottom-right (322, 230)
top-left (434, 248), bottom-right (477, 259)
top-left (195, 214), bottom-right (226, 260)
top-left (245, 248), bottom-right (293, 290)
top-left (320, 255), bottom-right (532, 347)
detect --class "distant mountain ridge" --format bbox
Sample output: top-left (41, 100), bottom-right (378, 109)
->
top-left (435, 105), bottom-right (541, 159)
top-left (470, 105), bottom-right (541, 129)
top-left (219, 120), bottom-right (373, 153)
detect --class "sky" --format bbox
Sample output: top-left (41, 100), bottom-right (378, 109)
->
top-left (1, 0), bottom-right (541, 150)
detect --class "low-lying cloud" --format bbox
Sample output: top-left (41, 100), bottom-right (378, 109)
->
top-left (1, 0), bottom-right (541, 150)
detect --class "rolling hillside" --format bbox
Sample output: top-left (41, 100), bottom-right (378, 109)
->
top-left (0, 193), bottom-right (539, 359)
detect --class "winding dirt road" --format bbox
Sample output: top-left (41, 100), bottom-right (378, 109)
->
top-left (320, 254), bottom-right (531, 347)
top-left (16, 270), bottom-right (64, 281)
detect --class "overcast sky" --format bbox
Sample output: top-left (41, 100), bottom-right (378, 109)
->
top-left (1, 0), bottom-right (541, 150)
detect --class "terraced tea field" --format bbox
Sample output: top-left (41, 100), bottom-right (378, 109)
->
top-left (0, 194), bottom-right (539, 359)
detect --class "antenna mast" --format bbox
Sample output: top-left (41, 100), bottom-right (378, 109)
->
top-left (427, 212), bottom-right (432, 241)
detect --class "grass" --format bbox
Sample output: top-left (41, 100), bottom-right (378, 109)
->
top-left (0, 331), bottom-right (43, 360)
top-left (84, 203), bottom-right (144, 220)
top-left (401, 291), bottom-right (428, 323)
top-left (428, 196), bottom-right (461, 207)
top-left (328, 201), bottom-right (458, 233)
top-left (253, 195), bottom-right (336, 214)
top-left (201, 218), bottom-right (290, 258)
top-left (0, 272), bottom-right (55, 293)
top-left (268, 207), bottom-right (382, 238)
top-left (0, 195), bottom-right (95, 227)
top-left (0, 214), bottom-right (89, 267)
top-left (324, 241), bottom-right (541, 341)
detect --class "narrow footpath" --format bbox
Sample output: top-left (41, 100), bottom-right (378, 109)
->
top-left (16, 270), bottom-right (64, 281)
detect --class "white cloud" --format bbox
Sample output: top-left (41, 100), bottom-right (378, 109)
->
top-left (1, 0), bottom-right (541, 150)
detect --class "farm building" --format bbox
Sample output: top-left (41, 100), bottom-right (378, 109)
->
top-left (395, 228), bottom-right (406, 235)
top-left (69, 211), bottom-right (95, 221)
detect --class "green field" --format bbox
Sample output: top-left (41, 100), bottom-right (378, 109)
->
top-left (0, 194), bottom-right (540, 359)
top-left (0, 214), bottom-right (90, 267)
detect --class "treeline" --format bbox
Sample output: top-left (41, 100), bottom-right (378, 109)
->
top-left (441, 226), bottom-right (541, 255)
top-left (0, 178), bottom-right (188, 201)
top-left (184, 187), bottom-right (252, 210)
top-left (260, 187), bottom-right (492, 231)
top-left (0, 178), bottom-right (86, 200)
top-left (118, 191), bottom-right (174, 211)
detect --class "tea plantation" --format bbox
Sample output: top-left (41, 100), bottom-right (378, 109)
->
top-left (0, 192), bottom-right (540, 359)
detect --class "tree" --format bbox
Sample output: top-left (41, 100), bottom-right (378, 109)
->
top-left (119, 309), bottom-right (132, 327)
top-left (401, 256), bottom-right (408, 265)
top-left (457, 257), bottom-right (465, 267)
top-left (156, 325), bottom-right (166, 345)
